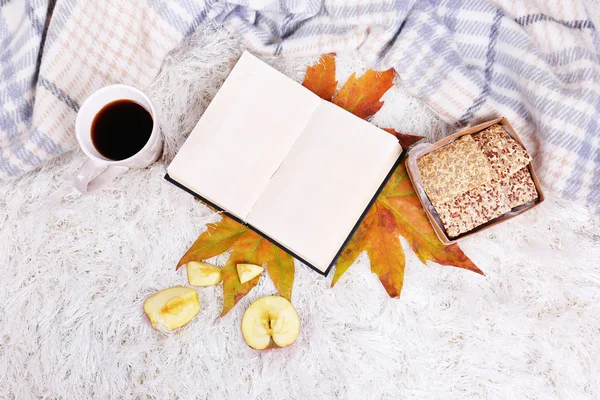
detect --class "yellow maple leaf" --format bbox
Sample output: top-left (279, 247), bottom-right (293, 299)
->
top-left (177, 216), bottom-right (294, 316)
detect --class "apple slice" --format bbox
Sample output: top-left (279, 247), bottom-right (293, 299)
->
top-left (187, 261), bottom-right (222, 286)
top-left (237, 263), bottom-right (264, 284)
top-left (241, 296), bottom-right (300, 350)
top-left (144, 286), bottom-right (200, 331)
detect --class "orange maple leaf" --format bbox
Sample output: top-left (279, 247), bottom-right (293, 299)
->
top-left (302, 56), bottom-right (424, 146)
top-left (301, 55), bottom-right (481, 296)
top-left (332, 163), bottom-right (482, 297)
top-left (177, 217), bottom-right (294, 316)
top-left (301, 53), bottom-right (337, 100)
top-left (332, 69), bottom-right (396, 119)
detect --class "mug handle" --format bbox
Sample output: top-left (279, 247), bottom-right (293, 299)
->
top-left (74, 159), bottom-right (129, 194)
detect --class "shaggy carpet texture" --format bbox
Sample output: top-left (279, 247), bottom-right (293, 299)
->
top-left (1, 16), bottom-right (600, 400)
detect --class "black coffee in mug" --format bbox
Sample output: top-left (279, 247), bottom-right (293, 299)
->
top-left (91, 100), bottom-right (153, 161)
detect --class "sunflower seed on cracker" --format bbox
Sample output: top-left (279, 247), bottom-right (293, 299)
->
top-left (473, 124), bottom-right (531, 180)
top-left (417, 135), bottom-right (496, 203)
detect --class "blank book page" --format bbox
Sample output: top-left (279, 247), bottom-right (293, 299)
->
top-left (246, 101), bottom-right (402, 272)
top-left (167, 52), bottom-right (320, 219)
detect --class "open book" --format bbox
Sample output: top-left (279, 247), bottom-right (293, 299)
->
top-left (166, 52), bottom-right (404, 275)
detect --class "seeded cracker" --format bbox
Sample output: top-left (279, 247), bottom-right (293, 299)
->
top-left (473, 124), bottom-right (531, 179)
top-left (500, 167), bottom-right (538, 208)
top-left (417, 135), bottom-right (496, 203)
top-left (433, 181), bottom-right (511, 238)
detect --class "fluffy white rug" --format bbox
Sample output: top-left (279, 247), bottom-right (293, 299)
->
top-left (2, 18), bottom-right (600, 400)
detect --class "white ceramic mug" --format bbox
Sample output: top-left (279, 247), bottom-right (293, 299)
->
top-left (74, 84), bottom-right (162, 194)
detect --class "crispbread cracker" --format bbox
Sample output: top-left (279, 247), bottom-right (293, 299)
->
top-left (500, 167), bottom-right (538, 208)
top-left (419, 123), bottom-right (537, 238)
top-left (433, 181), bottom-right (511, 238)
top-left (473, 124), bottom-right (531, 179)
top-left (417, 135), bottom-right (496, 203)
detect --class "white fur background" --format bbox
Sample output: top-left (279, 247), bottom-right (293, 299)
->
top-left (2, 11), bottom-right (600, 400)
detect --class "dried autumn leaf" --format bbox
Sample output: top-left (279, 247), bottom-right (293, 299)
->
top-left (177, 216), bottom-right (248, 268)
top-left (332, 68), bottom-right (395, 119)
top-left (380, 164), bottom-right (481, 273)
top-left (382, 128), bottom-right (424, 148)
top-left (302, 57), bottom-right (423, 149)
top-left (301, 54), bottom-right (337, 100)
top-left (177, 216), bottom-right (294, 316)
top-left (334, 202), bottom-right (406, 297)
top-left (332, 162), bottom-right (482, 297)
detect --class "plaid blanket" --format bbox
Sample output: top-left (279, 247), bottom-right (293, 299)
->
top-left (1, 0), bottom-right (599, 212)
